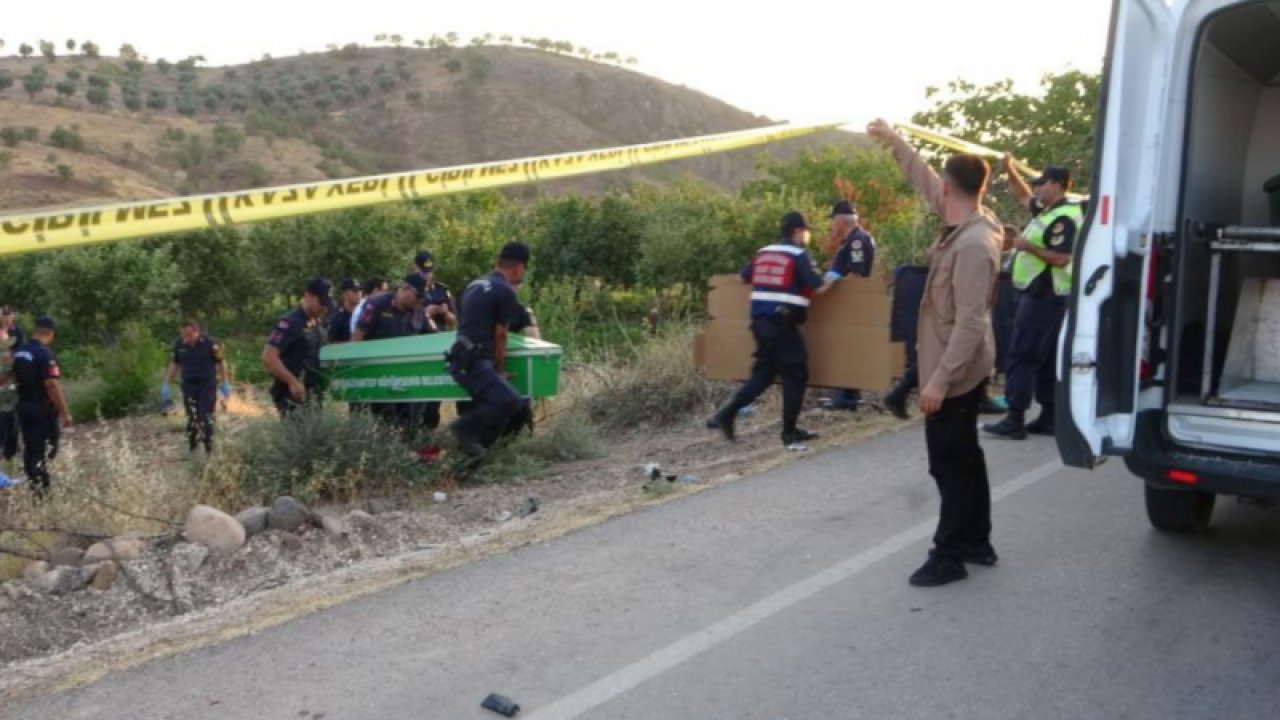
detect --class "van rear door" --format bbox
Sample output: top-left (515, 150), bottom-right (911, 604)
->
top-left (1057, 0), bottom-right (1177, 468)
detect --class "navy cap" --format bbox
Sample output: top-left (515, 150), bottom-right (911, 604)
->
top-left (1030, 166), bottom-right (1072, 188)
top-left (830, 200), bottom-right (857, 218)
top-left (403, 273), bottom-right (427, 298)
top-left (35, 315), bottom-right (56, 331)
top-left (414, 250), bottom-right (435, 272)
top-left (780, 211), bottom-right (810, 235)
top-left (304, 277), bottom-right (337, 310)
top-left (499, 242), bottom-right (531, 264)
top-left (339, 277), bottom-right (360, 293)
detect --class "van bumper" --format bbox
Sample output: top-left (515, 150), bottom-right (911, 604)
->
top-left (1124, 410), bottom-right (1280, 499)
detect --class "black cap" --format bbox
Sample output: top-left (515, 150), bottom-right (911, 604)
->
top-left (829, 200), bottom-right (857, 218)
top-left (414, 250), bottom-right (435, 272)
top-left (339, 277), bottom-right (360, 293)
top-left (403, 273), bottom-right (427, 298)
top-left (499, 242), bottom-right (531, 264)
top-left (35, 315), bottom-right (56, 331)
top-left (780, 211), bottom-right (810, 235)
top-left (304, 277), bottom-right (337, 310)
top-left (1030, 166), bottom-right (1072, 188)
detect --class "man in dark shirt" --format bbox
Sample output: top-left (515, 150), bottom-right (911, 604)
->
top-left (0, 306), bottom-right (23, 462)
top-left (820, 200), bottom-right (878, 412)
top-left (412, 250), bottom-right (456, 334)
top-left (447, 242), bottom-right (531, 457)
top-left (162, 320), bottom-right (231, 452)
top-left (262, 278), bottom-right (335, 417)
top-left (352, 274), bottom-right (427, 430)
top-left (7, 316), bottom-right (71, 497)
top-left (328, 278), bottom-right (362, 344)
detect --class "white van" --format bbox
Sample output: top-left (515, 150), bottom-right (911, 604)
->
top-left (1060, 0), bottom-right (1280, 532)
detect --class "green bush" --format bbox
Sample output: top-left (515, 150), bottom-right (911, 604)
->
top-left (49, 125), bottom-right (86, 151)
top-left (76, 323), bottom-right (168, 420)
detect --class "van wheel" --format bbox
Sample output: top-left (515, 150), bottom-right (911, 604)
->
top-left (1145, 486), bottom-right (1215, 533)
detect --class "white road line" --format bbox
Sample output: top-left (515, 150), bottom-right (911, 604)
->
top-left (526, 459), bottom-right (1065, 720)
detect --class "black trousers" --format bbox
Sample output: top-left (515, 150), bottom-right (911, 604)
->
top-left (1005, 293), bottom-right (1065, 417)
top-left (925, 383), bottom-right (991, 560)
top-left (17, 401), bottom-right (59, 497)
top-left (450, 359), bottom-right (528, 448)
top-left (0, 409), bottom-right (19, 461)
top-left (726, 316), bottom-right (808, 435)
top-left (272, 381), bottom-right (320, 418)
top-left (183, 379), bottom-right (217, 451)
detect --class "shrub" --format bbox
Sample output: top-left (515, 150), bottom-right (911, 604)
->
top-left (55, 164), bottom-right (74, 181)
top-left (77, 323), bottom-right (168, 420)
top-left (0, 127), bottom-right (21, 148)
top-left (49, 125), bottom-right (86, 151)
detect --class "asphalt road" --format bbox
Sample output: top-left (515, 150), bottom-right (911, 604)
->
top-left (9, 424), bottom-right (1280, 720)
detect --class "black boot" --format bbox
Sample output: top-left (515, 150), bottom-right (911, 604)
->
top-left (883, 389), bottom-right (910, 420)
top-left (781, 428), bottom-right (819, 446)
top-left (707, 406), bottom-right (737, 442)
top-left (1026, 413), bottom-right (1056, 436)
top-left (982, 413), bottom-right (1027, 440)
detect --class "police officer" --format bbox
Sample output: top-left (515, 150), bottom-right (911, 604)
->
top-left (708, 211), bottom-right (833, 447)
top-left (8, 316), bottom-right (71, 497)
top-left (447, 242), bottom-right (532, 457)
top-left (413, 251), bottom-right (456, 333)
top-left (348, 276), bottom-right (388, 338)
top-left (161, 320), bottom-right (231, 452)
top-left (328, 278), bottom-right (362, 344)
top-left (262, 278), bottom-right (335, 417)
top-left (0, 306), bottom-right (24, 462)
top-left (983, 162), bottom-right (1081, 439)
top-left (820, 199), bottom-right (877, 412)
top-left (353, 274), bottom-right (427, 430)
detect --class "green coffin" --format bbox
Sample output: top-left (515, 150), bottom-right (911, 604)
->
top-left (319, 331), bottom-right (563, 403)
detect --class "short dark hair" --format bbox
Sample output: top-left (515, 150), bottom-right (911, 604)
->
top-left (944, 154), bottom-right (990, 198)
top-left (181, 319), bottom-right (200, 330)
top-left (361, 275), bottom-right (386, 295)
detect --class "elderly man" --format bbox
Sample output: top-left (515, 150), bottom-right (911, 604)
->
top-left (820, 199), bottom-right (877, 412)
top-left (868, 119), bottom-right (1002, 587)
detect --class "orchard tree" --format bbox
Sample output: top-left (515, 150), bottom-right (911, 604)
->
top-left (22, 73), bottom-right (45, 99)
top-left (19, 43), bottom-right (33, 60)
top-left (119, 43), bottom-right (139, 61)
top-left (65, 39), bottom-right (75, 52)
top-left (0, 72), bottom-right (13, 93)
top-left (55, 80), bottom-right (76, 100)
top-left (82, 41), bottom-right (100, 58)
top-left (39, 40), bottom-right (56, 62)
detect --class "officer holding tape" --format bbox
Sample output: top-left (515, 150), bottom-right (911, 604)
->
top-left (984, 161), bottom-right (1081, 440)
top-left (708, 211), bottom-right (833, 448)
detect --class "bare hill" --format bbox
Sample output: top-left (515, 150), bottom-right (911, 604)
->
top-left (0, 45), bottom-right (860, 213)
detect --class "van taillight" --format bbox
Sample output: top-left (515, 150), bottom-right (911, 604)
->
top-left (1168, 469), bottom-right (1199, 485)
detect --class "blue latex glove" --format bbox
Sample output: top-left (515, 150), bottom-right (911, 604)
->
top-left (159, 383), bottom-right (172, 403)
top-left (824, 270), bottom-right (843, 284)
top-left (219, 381), bottom-right (232, 400)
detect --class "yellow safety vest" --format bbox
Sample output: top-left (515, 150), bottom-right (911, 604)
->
top-left (1011, 202), bottom-right (1083, 296)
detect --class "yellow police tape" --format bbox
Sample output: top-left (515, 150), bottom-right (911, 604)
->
top-left (895, 122), bottom-right (1039, 178)
top-left (0, 121), bottom-right (840, 256)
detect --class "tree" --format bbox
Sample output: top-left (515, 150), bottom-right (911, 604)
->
top-left (55, 80), bottom-right (76, 100)
top-left (390, 34), bottom-right (403, 47)
top-left (910, 70), bottom-right (1101, 192)
top-left (65, 39), bottom-right (75, 52)
top-left (65, 68), bottom-right (82, 81)
top-left (81, 40), bottom-right (100, 58)
top-left (146, 90), bottom-right (166, 110)
top-left (124, 92), bottom-right (142, 111)
top-left (119, 43), bottom-right (139, 61)
top-left (86, 85), bottom-right (109, 107)
top-left (156, 58), bottom-right (171, 74)
top-left (22, 73), bottom-right (45, 99)
top-left (0, 72), bottom-right (13, 93)
top-left (413, 39), bottom-right (425, 49)
top-left (39, 40), bottom-right (56, 62)
top-left (19, 43), bottom-right (33, 60)
top-left (500, 34), bottom-right (513, 44)
top-left (445, 32), bottom-right (460, 45)
top-left (56, 163), bottom-right (74, 182)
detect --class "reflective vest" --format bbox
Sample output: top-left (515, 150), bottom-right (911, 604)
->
top-left (1011, 202), bottom-right (1083, 296)
top-left (749, 243), bottom-right (813, 316)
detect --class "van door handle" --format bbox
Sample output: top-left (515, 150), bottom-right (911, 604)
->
top-left (1084, 265), bottom-right (1110, 296)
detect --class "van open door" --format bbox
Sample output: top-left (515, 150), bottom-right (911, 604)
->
top-left (1057, 0), bottom-right (1176, 468)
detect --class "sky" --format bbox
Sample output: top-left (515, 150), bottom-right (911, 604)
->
top-left (3, 0), bottom-right (1114, 130)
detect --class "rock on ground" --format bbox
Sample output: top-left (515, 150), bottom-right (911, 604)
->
top-left (236, 507), bottom-right (270, 537)
top-left (39, 566), bottom-right (90, 595)
top-left (185, 505), bottom-right (247, 552)
top-left (91, 561), bottom-right (120, 591)
top-left (320, 515), bottom-right (348, 536)
top-left (49, 547), bottom-right (86, 567)
top-left (268, 497), bottom-right (312, 533)
top-left (84, 538), bottom-right (144, 564)
top-left (23, 561), bottom-right (50, 583)
top-left (171, 543), bottom-right (211, 576)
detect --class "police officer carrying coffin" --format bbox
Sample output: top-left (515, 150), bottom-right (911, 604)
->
top-left (410, 252), bottom-right (455, 431)
top-left (707, 211), bottom-right (833, 447)
top-left (820, 199), bottom-right (877, 412)
top-left (447, 242), bottom-right (533, 457)
top-left (6, 316), bottom-right (71, 497)
top-left (262, 278), bottom-right (335, 417)
top-left (983, 160), bottom-right (1081, 440)
top-left (328, 278), bottom-right (363, 344)
top-left (352, 273), bottom-right (427, 430)
top-left (161, 321), bottom-right (232, 453)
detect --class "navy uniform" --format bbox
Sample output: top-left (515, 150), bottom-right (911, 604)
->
top-left (328, 278), bottom-right (362, 344)
top-left (447, 243), bottom-right (532, 456)
top-left (985, 166), bottom-right (1082, 439)
top-left (354, 274), bottom-right (427, 430)
top-left (709, 211), bottom-right (826, 447)
top-left (266, 278), bottom-right (334, 417)
top-left (12, 317), bottom-right (66, 496)
top-left (172, 333), bottom-right (225, 452)
top-left (0, 317), bottom-right (23, 461)
top-left (823, 201), bottom-right (878, 411)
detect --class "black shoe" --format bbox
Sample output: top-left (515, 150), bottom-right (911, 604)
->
top-left (884, 393), bottom-right (910, 420)
top-left (978, 395), bottom-right (1006, 415)
top-left (982, 416), bottom-right (1027, 440)
top-left (708, 407), bottom-right (736, 442)
top-left (1025, 416), bottom-right (1055, 436)
top-left (909, 556), bottom-right (969, 587)
top-left (781, 429), bottom-right (819, 446)
top-left (449, 422), bottom-right (487, 458)
top-left (959, 544), bottom-right (999, 566)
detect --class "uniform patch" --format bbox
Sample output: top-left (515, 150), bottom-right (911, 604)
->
top-left (48, 362), bottom-right (60, 379)
top-left (852, 240), bottom-right (863, 249)
top-left (1049, 219), bottom-right (1069, 247)
top-left (277, 321), bottom-right (291, 329)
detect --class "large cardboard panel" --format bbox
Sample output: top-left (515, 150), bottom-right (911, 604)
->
top-left (698, 274), bottom-right (905, 390)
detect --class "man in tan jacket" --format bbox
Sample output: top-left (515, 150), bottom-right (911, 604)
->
top-left (868, 119), bottom-right (1003, 588)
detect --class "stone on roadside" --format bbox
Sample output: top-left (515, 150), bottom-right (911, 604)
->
top-left (39, 566), bottom-right (90, 595)
top-left (23, 561), bottom-right (49, 583)
top-left (90, 561), bottom-right (120, 591)
top-left (277, 532), bottom-right (304, 551)
top-left (235, 507), bottom-right (270, 537)
top-left (268, 496), bottom-right (312, 533)
top-left (171, 543), bottom-right (210, 575)
top-left (84, 538), bottom-right (143, 564)
top-left (366, 498), bottom-right (395, 515)
top-left (49, 546), bottom-right (86, 568)
top-left (185, 505), bottom-right (247, 552)
top-left (320, 515), bottom-right (347, 536)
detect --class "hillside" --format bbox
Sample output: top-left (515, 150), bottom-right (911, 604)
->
top-left (0, 45), bottom-right (860, 213)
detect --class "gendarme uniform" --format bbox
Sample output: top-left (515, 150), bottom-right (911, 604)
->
top-left (13, 331), bottom-right (62, 494)
top-left (1000, 167), bottom-right (1083, 434)
top-left (711, 211), bottom-right (824, 446)
top-left (267, 308), bottom-right (325, 416)
top-left (173, 334), bottom-right (224, 452)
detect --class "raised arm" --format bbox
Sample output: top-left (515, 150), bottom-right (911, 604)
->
top-left (867, 119), bottom-right (945, 217)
